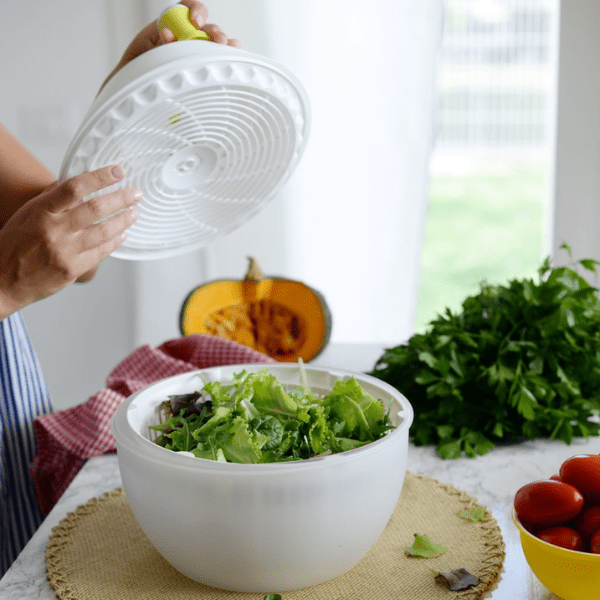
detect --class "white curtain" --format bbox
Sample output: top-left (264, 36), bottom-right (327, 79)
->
top-left (203, 0), bottom-right (444, 344)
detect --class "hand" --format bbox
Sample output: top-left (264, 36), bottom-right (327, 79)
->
top-left (100, 1), bottom-right (240, 92)
top-left (0, 165), bottom-right (140, 318)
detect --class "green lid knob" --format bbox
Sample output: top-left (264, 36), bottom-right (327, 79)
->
top-left (157, 4), bottom-right (211, 41)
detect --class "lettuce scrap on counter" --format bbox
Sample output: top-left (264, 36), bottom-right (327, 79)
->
top-left (151, 368), bottom-right (394, 463)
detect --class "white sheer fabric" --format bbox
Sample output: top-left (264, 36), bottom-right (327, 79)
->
top-left (205, 0), bottom-right (444, 344)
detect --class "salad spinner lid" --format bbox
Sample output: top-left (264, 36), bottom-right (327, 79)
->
top-left (59, 8), bottom-right (310, 260)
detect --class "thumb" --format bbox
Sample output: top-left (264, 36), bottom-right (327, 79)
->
top-left (159, 27), bottom-right (176, 43)
top-left (75, 266), bottom-right (100, 283)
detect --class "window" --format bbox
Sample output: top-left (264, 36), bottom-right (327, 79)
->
top-left (417, 0), bottom-right (559, 330)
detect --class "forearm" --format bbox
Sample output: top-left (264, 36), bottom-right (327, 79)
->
top-left (0, 125), bottom-right (56, 228)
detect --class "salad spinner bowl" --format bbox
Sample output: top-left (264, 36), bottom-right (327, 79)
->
top-left (110, 363), bottom-right (413, 592)
top-left (513, 511), bottom-right (600, 599)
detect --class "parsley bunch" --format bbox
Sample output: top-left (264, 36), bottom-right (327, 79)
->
top-left (370, 245), bottom-right (600, 459)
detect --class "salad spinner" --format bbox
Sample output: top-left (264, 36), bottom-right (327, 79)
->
top-left (59, 4), bottom-right (310, 260)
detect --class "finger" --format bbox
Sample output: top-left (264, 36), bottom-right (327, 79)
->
top-left (46, 165), bottom-right (126, 213)
top-left (69, 187), bottom-right (141, 230)
top-left (142, 20), bottom-right (164, 49)
top-left (201, 23), bottom-right (228, 45)
top-left (159, 27), bottom-right (176, 43)
top-left (227, 38), bottom-right (241, 49)
top-left (77, 205), bottom-right (139, 252)
top-left (75, 266), bottom-right (99, 283)
top-left (179, 0), bottom-right (209, 28)
top-left (79, 229), bottom-right (130, 274)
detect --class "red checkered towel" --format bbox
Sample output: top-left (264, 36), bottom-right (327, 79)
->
top-left (30, 334), bottom-right (275, 516)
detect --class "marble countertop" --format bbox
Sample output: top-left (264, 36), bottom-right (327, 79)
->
top-left (1, 343), bottom-right (598, 599)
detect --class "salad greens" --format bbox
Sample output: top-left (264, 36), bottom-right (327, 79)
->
top-left (151, 366), bottom-right (393, 463)
top-left (370, 244), bottom-right (600, 459)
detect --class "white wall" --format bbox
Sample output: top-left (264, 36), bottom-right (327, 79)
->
top-left (552, 0), bottom-right (600, 263)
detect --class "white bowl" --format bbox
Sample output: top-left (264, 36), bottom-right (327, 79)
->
top-left (110, 363), bottom-right (413, 592)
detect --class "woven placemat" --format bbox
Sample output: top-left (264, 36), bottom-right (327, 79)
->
top-left (45, 472), bottom-right (505, 600)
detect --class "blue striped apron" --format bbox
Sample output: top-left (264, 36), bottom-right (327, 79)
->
top-left (0, 312), bottom-right (52, 577)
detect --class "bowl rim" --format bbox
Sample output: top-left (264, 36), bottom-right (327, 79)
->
top-left (111, 363), bottom-right (414, 472)
top-left (512, 508), bottom-right (600, 559)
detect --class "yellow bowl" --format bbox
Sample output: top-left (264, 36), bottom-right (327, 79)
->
top-left (513, 510), bottom-right (600, 600)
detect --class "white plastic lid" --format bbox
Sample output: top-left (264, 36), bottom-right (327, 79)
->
top-left (60, 41), bottom-right (310, 260)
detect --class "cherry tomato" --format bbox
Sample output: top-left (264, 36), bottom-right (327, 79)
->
top-left (514, 479), bottom-right (584, 526)
top-left (518, 518), bottom-right (538, 536)
top-left (537, 526), bottom-right (584, 551)
top-left (575, 506), bottom-right (600, 541)
top-left (591, 529), bottom-right (600, 554)
top-left (559, 454), bottom-right (600, 504)
top-left (549, 473), bottom-right (562, 482)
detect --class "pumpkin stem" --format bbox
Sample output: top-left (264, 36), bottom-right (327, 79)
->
top-left (245, 257), bottom-right (265, 282)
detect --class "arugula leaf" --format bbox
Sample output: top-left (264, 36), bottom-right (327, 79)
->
top-left (405, 534), bottom-right (447, 558)
top-left (370, 247), bottom-right (600, 458)
top-left (191, 406), bottom-right (232, 439)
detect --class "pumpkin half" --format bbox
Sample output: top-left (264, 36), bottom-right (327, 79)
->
top-left (179, 258), bottom-right (332, 362)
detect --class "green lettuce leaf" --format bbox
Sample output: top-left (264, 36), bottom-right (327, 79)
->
top-left (323, 377), bottom-right (388, 441)
top-left (306, 405), bottom-right (330, 454)
top-left (458, 507), bottom-right (485, 522)
top-left (202, 379), bottom-right (233, 406)
top-left (218, 416), bottom-right (268, 464)
top-left (405, 534), bottom-right (447, 558)
top-left (249, 372), bottom-right (299, 420)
